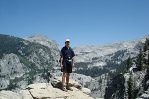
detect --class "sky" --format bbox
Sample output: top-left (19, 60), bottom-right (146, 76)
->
top-left (0, 0), bottom-right (149, 47)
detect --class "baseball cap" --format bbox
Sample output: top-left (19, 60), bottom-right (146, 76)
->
top-left (65, 39), bottom-right (70, 42)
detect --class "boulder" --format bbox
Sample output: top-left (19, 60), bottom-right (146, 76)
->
top-left (26, 83), bottom-right (48, 89)
top-left (0, 77), bottom-right (93, 99)
top-left (19, 90), bottom-right (33, 99)
top-left (52, 77), bottom-right (82, 90)
top-left (26, 83), bottom-right (93, 99)
top-left (0, 90), bottom-right (33, 99)
top-left (0, 90), bottom-right (23, 99)
top-left (81, 87), bottom-right (91, 95)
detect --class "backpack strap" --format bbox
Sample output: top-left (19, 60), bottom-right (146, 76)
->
top-left (61, 47), bottom-right (66, 56)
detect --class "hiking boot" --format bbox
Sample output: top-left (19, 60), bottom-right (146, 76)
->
top-left (66, 86), bottom-right (73, 91)
top-left (61, 87), bottom-right (68, 92)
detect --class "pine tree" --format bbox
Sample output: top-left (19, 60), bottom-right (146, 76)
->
top-left (143, 39), bottom-right (149, 70)
top-left (136, 48), bottom-right (144, 70)
top-left (144, 44), bottom-right (147, 52)
top-left (126, 57), bottom-right (133, 71)
top-left (147, 54), bottom-right (149, 72)
top-left (144, 43), bottom-right (147, 52)
top-left (128, 75), bottom-right (134, 99)
top-left (144, 38), bottom-right (149, 52)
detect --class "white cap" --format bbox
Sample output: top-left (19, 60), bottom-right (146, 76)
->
top-left (65, 39), bottom-right (70, 42)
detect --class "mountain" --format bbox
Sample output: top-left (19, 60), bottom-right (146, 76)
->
top-left (24, 35), bottom-right (148, 98)
top-left (104, 64), bottom-right (149, 99)
top-left (0, 34), bottom-right (58, 90)
top-left (0, 34), bottom-right (93, 93)
top-left (73, 36), bottom-right (148, 98)
top-left (25, 35), bottom-right (60, 67)
top-left (0, 34), bottom-right (149, 99)
top-left (74, 37), bottom-right (145, 66)
top-left (104, 38), bottom-right (149, 99)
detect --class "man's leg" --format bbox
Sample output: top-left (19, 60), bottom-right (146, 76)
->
top-left (66, 73), bottom-right (73, 91)
top-left (66, 73), bottom-right (70, 85)
top-left (62, 72), bottom-right (66, 90)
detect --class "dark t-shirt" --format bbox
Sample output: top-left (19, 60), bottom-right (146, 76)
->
top-left (60, 46), bottom-right (75, 60)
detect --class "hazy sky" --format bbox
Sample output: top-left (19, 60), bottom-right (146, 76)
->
top-left (0, 0), bottom-right (149, 47)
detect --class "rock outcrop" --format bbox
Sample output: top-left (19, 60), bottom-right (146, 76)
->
top-left (0, 77), bottom-right (93, 99)
top-left (0, 90), bottom-right (33, 99)
top-left (0, 53), bottom-right (26, 89)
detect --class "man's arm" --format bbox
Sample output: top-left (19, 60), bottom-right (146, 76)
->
top-left (60, 56), bottom-right (63, 68)
top-left (72, 57), bottom-right (75, 68)
top-left (71, 49), bottom-right (75, 68)
top-left (60, 48), bottom-right (64, 68)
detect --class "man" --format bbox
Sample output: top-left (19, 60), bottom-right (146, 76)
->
top-left (60, 39), bottom-right (75, 91)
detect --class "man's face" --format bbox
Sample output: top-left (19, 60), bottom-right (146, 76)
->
top-left (65, 41), bottom-right (70, 47)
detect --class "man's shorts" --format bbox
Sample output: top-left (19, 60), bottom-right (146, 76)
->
top-left (61, 62), bottom-right (72, 73)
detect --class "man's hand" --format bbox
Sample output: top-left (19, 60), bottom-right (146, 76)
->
top-left (60, 56), bottom-right (63, 69)
top-left (72, 63), bottom-right (74, 68)
top-left (72, 57), bottom-right (75, 68)
top-left (60, 63), bottom-right (63, 69)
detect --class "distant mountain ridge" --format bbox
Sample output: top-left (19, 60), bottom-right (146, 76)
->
top-left (74, 36), bottom-right (146, 66)
top-left (73, 35), bottom-right (148, 98)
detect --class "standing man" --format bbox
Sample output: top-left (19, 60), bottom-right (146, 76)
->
top-left (60, 39), bottom-right (75, 91)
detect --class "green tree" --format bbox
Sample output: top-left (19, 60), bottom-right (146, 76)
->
top-left (136, 48), bottom-right (144, 70)
top-left (126, 57), bottom-right (133, 71)
top-left (147, 54), bottom-right (149, 72)
top-left (144, 38), bottom-right (149, 52)
top-left (128, 75), bottom-right (134, 99)
top-left (142, 38), bottom-right (149, 71)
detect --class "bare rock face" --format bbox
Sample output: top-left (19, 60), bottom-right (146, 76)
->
top-left (25, 35), bottom-right (60, 66)
top-left (0, 53), bottom-right (26, 89)
top-left (73, 36), bottom-right (147, 98)
top-left (0, 90), bottom-right (33, 99)
top-left (18, 90), bottom-right (33, 99)
top-left (0, 53), bottom-right (26, 78)
top-left (0, 77), bottom-right (93, 99)
top-left (81, 87), bottom-right (91, 95)
top-left (74, 37), bottom-right (145, 66)
top-left (0, 35), bottom-right (61, 91)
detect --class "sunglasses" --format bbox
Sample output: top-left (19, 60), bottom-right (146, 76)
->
top-left (65, 41), bottom-right (70, 43)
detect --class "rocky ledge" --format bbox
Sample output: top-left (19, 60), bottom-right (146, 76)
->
top-left (0, 77), bottom-right (93, 99)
